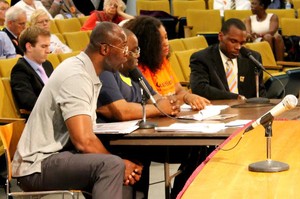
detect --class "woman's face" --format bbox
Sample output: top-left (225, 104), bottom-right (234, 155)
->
top-left (159, 25), bottom-right (169, 58)
top-left (35, 14), bottom-right (50, 31)
top-left (251, 0), bottom-right (263, 14)
top-left (104, 0), bottom-right (118, 16)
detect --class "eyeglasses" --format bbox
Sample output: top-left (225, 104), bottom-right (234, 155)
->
top-left (107, 43), bottom-right (129, 55)
top-left (128, 47), bottom-right (140, 58)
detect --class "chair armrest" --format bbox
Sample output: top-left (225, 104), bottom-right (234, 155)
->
top-left (276, 61), bottom-right (300, 67)
top-left (180, 81), bottom-right (190, 88)
top-left (264, 65), bottom-right (283, 70)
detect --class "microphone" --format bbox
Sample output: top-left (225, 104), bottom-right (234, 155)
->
top-left (128, 68), bottom-right (157, 105)
top-left (244, 94), bottom-right (298, 132)
top-left (240, 46), bottom-right (266, 71)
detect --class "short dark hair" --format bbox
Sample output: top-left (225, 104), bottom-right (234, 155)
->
top-left (88, 22), bottom-right (126, 52)
top-left (221, 18), bottom-right (246, 34)
top-left (258, 0), bottom-right (272, 9)
top-left (19, 26), bottom-right (51, 53)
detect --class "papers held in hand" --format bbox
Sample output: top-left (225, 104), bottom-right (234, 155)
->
top-left (94, 120), bottom-right (139, 134)
top-left (178, 105), bottom-right (236, 121)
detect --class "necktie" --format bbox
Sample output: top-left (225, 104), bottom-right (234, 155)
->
top-left (37, 65), bottom-right (48, 84)
top-left (231, 0), bottom-right (236, 10)
top-left (226, 59), bottom-right (238, 93)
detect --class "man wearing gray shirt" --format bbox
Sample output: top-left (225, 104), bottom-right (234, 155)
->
top-left (11, 22), bottom-right (141, 198)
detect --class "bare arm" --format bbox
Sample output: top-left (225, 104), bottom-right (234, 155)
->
top-left (65, 114), bottom-right (110, 154)
top-left (268, 14), bottom-right (279, 36)
top-left (97, 96), bottom-right (179, 121)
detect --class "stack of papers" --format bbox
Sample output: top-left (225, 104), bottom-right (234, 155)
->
top-left (94, 120), bottom-right (139, 134)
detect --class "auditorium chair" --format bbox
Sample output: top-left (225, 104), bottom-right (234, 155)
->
top-left (0, 122), bottom-right (84, 199)
top-left (281, 18), bottom-right (300, 36)
top-left (50, 19), bottom-right (59, 34)
top-left (185, 9), bottom-right (221, 44)
top-left (169, 52), bottom-right (189, 87)
top-left (266, 9), bottom-right (296, 28)
top-left (174, 49), bottom-right (198, 82)
top-left (57, 51), bottom-right (81, 62)
top-left (55, 18), bottom-right (82, 33)
top-left (223, 10), bottom-right (252, 22)
top-left (0, 57), bottom-right (18, 78)
top-left (63, 32), bottom-right (90, 51)
top-left (172, 0), bottom-right (205, 19)
top-left (136, 0), bottom-right (170, 15)
top-left (263, 71), bottom-right (289, 98)
top-left (181, 35), bottom-right (208, 50)
top-left (54, 33), bottom-right (67, 44)
top-left (0, 78), bottom-right (20, 118)
top-left (47, 53), bottom-right (61, 69)
top-left (169, 39), bottom-right (186, 51)
top-left (284, 67), bottom-right (300, 97)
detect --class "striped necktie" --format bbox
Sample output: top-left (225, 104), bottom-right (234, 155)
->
top-left (231, 0), bottom-right (236, 10)
top-left (226, 59), bottom-right (238, 93)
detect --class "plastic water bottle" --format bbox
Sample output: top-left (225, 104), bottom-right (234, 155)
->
top-left (286, 0), bottom-right (292, 9)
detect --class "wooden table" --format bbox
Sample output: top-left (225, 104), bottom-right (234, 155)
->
top-left (180, 120), bottom-right (300, 199)
top-left (108, 99), bottom-right (300, 199)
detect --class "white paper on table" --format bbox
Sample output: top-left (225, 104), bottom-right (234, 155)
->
top-left (155, 122), bottom-right (226, 133)
top-left (178, 105), bottom-right (230, 120)
top-left (94, 120), bottom-right (139, 134)
top-left (225, 120), bottom-right (252, 127)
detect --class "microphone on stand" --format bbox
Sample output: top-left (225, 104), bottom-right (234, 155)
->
top-left (239, 46), bottom-right (270, 104)
top-left (128, 68), bottom-right (157, 129)
top-left (244, 94), bottom-right (298, 133)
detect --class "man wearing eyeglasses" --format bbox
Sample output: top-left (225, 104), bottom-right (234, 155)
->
top-left (12, 22), bottom-right (139, 198)
top-left (2, 6), bottom-right (27, 55)
top-left (96, 28), bottom-right (180, 198)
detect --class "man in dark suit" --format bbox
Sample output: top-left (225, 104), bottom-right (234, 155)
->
top-left (11, 26), bottom-right (53, 116)
top-left (2, 6), bottom-right (26, 55)
top-left (190, 18), bottom-right (266, 100)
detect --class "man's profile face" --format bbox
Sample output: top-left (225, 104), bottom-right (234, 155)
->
top-left (104, 30), bottom-right (128, 72)
top-left (218, 25), bottom-right (247, 59)
top-left (9, 14), bottom-right (27, 36)
top-left (26, 35), bottom-right (50, 65)
top-left (121, 34), bottom-right (139, 74)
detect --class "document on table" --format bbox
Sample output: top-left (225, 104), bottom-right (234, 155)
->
top-left (178, 105), bottom-right (233, 121)
top-left (94, 120), bottom-right (139, 134)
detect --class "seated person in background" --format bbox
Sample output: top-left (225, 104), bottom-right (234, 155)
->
top-left (10, 26), bottom-right (53, 116)
top-left (14, 0), bottom-right (53, 21)
top-left (214, 0), bottom-right (251, 16)
top-left (190, 18), bottom-right (266, 100)
top-left (81, 0), bottom-right (134, 31)
top-left (244, 0), bottom-right (284, 61)
top-left (11, 22), bottom-right (134, 198)
top-left (0, 31), bottom-right (17, 58)
top-left (0, 0), bottom-right (9, 28)
top-left (2, 6), bottom-right (27, 55)
top-left (123, 16), bottom-right (210, 111)
top-left (97, 28), bottom-right (180, 198)
top-left (41, 0), bottom-right (84, 19)
top-left (29, 9), bottom-right (72, 53)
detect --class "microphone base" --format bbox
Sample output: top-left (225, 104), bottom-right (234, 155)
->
top-left (246, 97), bottom-right (270, 104)
top-left (249, 160), bottom-right (289, 172)
top-left (139, 121), bottom-right (157, 129)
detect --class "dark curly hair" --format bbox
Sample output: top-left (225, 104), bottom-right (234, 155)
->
top-left (123, 16), bottom-right (163, 73)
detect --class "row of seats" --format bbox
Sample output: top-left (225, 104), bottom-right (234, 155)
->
top-left (0, 51), bottom-right (81, 78)
top-left (184, 9), bottom-right (300, 38)
top-left (54, 31), bottom-right (91, 51)
top-left (50, 16), bottom-right (89, 34)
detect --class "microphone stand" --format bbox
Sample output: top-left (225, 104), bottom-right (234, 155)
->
top-left (246, 66), bottom-right (270, 104)
top-left (248, 119), bottom-right (289, 172)
top-left (139, 89), bottom-right (157, 129)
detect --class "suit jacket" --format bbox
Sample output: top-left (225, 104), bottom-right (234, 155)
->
top-left (10, 58), bottom-right (53, 111)
top-left (2, 28), bottom-right (24, 56)
top-left (190, 44), bottom-right (266, 100)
